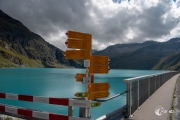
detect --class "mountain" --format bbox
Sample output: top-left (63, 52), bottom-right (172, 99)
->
top-left (166, 38), bottom-right (180, 43)
top-left (91, 49), bottom-right (98, 54)
top-left (93, 41), bottom-right (157, 57)
top-left (0, 10), bottom-right (82, 68)
top-left (153, 52), bottom-right (180, 70)
top-left (94, 38), bottom-right (180, 70)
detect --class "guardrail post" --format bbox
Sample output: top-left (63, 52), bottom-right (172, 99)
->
top-left (78, 98), bottom-right (88, 118)
top-left (79, 107), bottom-right (86, 117)
top-left (126, 81), bottom-right (132, 117)
top-left (68, 106), bottom-right (74, 116)
top-left (155, 75), bottom-right (156, 91)
top-left (163, 73), bottom-right (165, 83)
top-left (148, 77), bottom-right (150, 98)
top-left (161, 74), bottom-right (163, 85)
top-left (159, 74), bottom-right (161, 86)
top-left (87, 108), bottom-right (91, 118)
top-left (137, 79), bottom-right (140, 109)
top-left (160, 74), bottom-right (161, 87)
top-left (162, 73), bottom-right (164, 84)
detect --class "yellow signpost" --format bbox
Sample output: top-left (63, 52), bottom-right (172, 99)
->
top-left (90, 55), bottom-right (109, 65)
top-left (88, 82), bottom-right (110, 92)
top-left (66, 30), bottom-right (92, 41)
top-left (64, 30), bottom-right (111, 108)
top-left (64, 50), bottom-right (90, 59)
top-left (65, 38), bottom-right (92, 50)
top-left (87, 91), bottom-right (110, 100)
top-left (88, 65), bottom-right (110, 74)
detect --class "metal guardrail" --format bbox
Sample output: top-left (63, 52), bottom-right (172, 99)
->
top-left (0, 103), bottom-right (91, 120)
top-left (124, 71), bottom-right (179, 117)
top-left (0, 93), bottom-right (91, 120)
top-left (96, 71), bottom-right (179, 120)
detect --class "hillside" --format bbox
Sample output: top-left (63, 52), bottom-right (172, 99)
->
top-left (93, 41), bottom-right (157, 57)
top-left (0, 10), bottom-right (82, 68)
top-left (94, 38), bottom-right (180, 70)
top-left (153, 52), bottom-right (180, 70)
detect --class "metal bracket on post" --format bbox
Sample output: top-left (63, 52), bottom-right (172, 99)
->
top-left (84, 60), bottom-right (90, 68)
top-left (82, 76), bottom-right (91, 85)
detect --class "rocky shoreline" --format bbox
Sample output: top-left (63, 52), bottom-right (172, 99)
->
top-left (0, 115), bottom-right (24, 120)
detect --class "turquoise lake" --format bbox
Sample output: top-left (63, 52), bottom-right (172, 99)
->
top-left (0, 68), bottom-right (167, 119)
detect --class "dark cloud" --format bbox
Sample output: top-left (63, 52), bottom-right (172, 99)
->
top-left (0, 0), bottom-right (93, 34)
top-left (0, 0), bottom-right (180, 50)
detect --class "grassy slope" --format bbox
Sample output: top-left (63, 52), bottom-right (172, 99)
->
top-left (153, 53), bottom-right (180, 70)
top-left (0, 56), bottom-right (17, 67)
top-left (0, 46), bottom-right (44, 68)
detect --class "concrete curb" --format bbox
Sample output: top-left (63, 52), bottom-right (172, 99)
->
top-left (172, 75), bottom-right (180, 120)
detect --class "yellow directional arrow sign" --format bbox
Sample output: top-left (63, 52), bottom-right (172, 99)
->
top-left (75, 73), bottom-right (86, 82)
top-left (90, 55), bottom-right (109, 65)
top-left (64, 50), bottom-right (90, 59)
top-left (75, 73), bottom-right (94, 83)
top-left (88, 65), bottom-right (110, 74)
top-left (87, 91), bottom-right (110, 100)
top-left (66, 30), bottom-right (92, 41)
top-left (88, 82), bottom-right (110, 92)
top-left (65, 38), bottom-right (92, 50)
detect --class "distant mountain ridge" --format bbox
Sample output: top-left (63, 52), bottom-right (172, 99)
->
top-left (93, 38), bottom-right (180, 70)
top-left (94, 41), bottom-right (157, 57)
top-left (0, 10), bottom-right (82, 68)
top-left (153, 52), bottom-right (180, 70)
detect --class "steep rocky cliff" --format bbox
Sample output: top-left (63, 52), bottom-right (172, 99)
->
top-left (0, 10), bottom-right (82, 68)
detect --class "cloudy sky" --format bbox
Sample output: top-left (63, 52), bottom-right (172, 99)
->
top-left (0, 0), bottom-right (180, 50)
